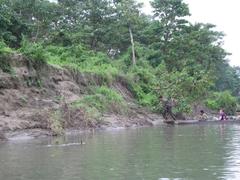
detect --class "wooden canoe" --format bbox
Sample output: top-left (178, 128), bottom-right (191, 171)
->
top-left (175, 119), bottom-right (240, 125)
top-left (163, 119), bottom-right (240, 125)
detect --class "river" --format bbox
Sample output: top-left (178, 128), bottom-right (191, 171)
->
top-left (0, 123), bottom-right (240, 180)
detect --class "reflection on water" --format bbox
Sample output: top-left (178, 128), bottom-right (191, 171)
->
top-left (0, 124), bottom-right (240, 180)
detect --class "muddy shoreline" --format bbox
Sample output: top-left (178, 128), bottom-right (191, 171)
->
top-left (1, 54), bottom-right (239, 142)
top-left (1, 114), bottom-right (164, 141)
top-left (2, 115), bottom-right (240, 142)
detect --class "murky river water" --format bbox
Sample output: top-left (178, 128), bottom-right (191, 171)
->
top-left (0, 123), bottom-right (240, 180)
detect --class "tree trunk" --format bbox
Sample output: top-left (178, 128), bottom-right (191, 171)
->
top-left (34, 22), bottom-right (40, 42)
top-left (129, 25), bottom-right (136, 65)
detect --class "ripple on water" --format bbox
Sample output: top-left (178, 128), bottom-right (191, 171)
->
top-left (158, 178), bottom-right (184, 180)
top-left (46, 142), bottom-right (85, 147)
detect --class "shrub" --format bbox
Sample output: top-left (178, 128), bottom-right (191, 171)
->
top-left (0, 41), bottom-right (14, 73)
top-left (19, 40), bottom-right (46, 64)
top-left (0, 41), bottom-right (13, 54)
top-left (46, 45), bottom-right (119, 83)
top-left (71, 86), bottom-right (127, 120)
top-left (125, 63), bottom-right (157, 107)
top-left (205, 91), bottom-right (237, 115)
top-left (0, 53), bottom-right (13, 73)
top-left (49, 110), bottom-right (64, 136)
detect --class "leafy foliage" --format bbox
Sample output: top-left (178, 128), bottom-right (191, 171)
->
top-left (19, 39), bottom-right (46, 63)
top-left (71, 86), bottom-right (127, 120)
top-left (205, 91), bottom-right (237, 115)
top-left (0, 41), bottom-right (14, 73)
top-left (0, 40), bottom-right (12, 54)
top-left (0, 0), bottom-right (239, 115)
top-left (49, 110), bottom-right (64, 136)
top-left (0, 0), bottom-right (28, 47)
top-left (45, 45), bottom-right (119, 83)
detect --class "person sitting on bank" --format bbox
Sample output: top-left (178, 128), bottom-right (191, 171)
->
top-left (219, 108), bottom-right (227, 121)
top-left (159, 96), bottom-right (176, 121)
top-left (199, 110), bottom-right (208, 121)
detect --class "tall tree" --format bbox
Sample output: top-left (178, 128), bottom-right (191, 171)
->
top-left (215, 64), bottom-right (240, 96)
top-left (9, 0), bottom-right (60, 41)
top-left (115, 0), bottom-right (143, 65)
top-left (166, 23), bottom-right (228, 72)
top-left (57, 0), bottom-right (116, 51)
top-left (148, 0), bottom-right (190, 67)
top-left (0, 0), bottom-right (27, 47)
top-left (151, 0), bottom-right (190, 43)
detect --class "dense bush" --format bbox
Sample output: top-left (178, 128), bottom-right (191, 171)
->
top-left (0, 41), bottom-right (12, 54)
top-left (1, 0), bottom-right (240, 118)
top-left (123, 60), bottom-right (158, 107)
top-left (49, 110), bottom-right (64, 136)
top-left (19, 40), bottom-right (46, 63)
top-left (0, 41), bottom-right (14, 73)
top-left (45, 45), bottom-right (119, 83)
top-left (71, 86), bottom-right (127, 120)
top-left (205, 91), bottom-right (237, 115)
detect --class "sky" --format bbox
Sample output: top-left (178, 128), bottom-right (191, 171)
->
top-left (139, 0), bottom-right (240, 67)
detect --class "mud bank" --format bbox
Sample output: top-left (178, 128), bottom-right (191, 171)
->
top-left (0, 53), bottom-right (164, 140)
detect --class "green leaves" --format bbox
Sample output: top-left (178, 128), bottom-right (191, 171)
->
top-left (72, 86), bottom-right (127, 115)
top-left (205, 91), bottom-right (237, 115)
top-left (0, 0), bottom-right (239, 115)
top-left (0, 0), bottom-right (27, 47)
top-left (155, 62), bottom-right (212, 113)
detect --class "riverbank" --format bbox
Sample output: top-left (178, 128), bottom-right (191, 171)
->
top-left (0, 53), bottom-right (165, 140)
top-left (3, 114), bottom-right (240, 141)
top-left (1, 53), bottom-right (239, 141)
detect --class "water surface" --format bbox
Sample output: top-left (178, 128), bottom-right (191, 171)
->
top-left (0, 123), bottom-right (240, 180)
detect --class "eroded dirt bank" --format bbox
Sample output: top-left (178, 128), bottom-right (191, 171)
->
top-left (0, 54), bottom-right (163, 140)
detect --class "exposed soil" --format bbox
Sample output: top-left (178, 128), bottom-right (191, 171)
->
top-left (0, 53), bottom-right (164, 140)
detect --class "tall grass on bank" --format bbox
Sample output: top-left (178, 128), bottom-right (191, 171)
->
top-left (45, 45), bottom-right (119, 83)
top-left (0, 41), bottom-right (14, 73)
top-left (71, 86), bottom-right (128, 122)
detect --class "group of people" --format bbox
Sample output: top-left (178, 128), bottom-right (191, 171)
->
top-left (159, 95), bottom-right (228, 121)
top-left (199, 108), bottom-right (227, 121)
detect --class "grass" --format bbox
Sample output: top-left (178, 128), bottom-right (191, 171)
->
top-left (49, 110), bottom-right (64, 136)
top-left (45, 45), bottom-right (119, 83)
top-left (71, 86), bottom-right (128, 122)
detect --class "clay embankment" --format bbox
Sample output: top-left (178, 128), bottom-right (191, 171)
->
top-left (0, 54), bottom-right (163, 139)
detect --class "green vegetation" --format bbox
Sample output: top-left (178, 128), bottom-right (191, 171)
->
top-left (0, 41), bottom-right (14, 73)
top-left (45, 45), bottom-right (119, 83)
top-left (71, 86), bottom-right (127, 118)
top-left (0, 41), bottom-right (12, 54)
top-left (205, 91), bottom-right (237, 115)
top-left (49, 110), bottom-right (64, 136)
top-left (20, 39), bottom-right (46, 63)
top-left (0, 0), bottom-right (240, 115)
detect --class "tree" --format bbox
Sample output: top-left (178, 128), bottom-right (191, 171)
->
top-left (155, 62), bottom-right (213, 113)
top-left (165, 23), bottom-right (228, 72)
top-left (215, 64), bottom-right (240, 96)
top-left (151, 0), bottom-right (190, 43)
top-left (57, 0), bottom-right (116, 51)
top-left (115, 0), bottom-right (143, 65)
top-left (146, 0), bottom-right (190, 67)
top-left (9, 0), bottom-right (60, 41)
top-left (0, 0), bottom-right (27, 47)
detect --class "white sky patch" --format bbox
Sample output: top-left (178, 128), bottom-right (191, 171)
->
top-left (138, 0), bottom-right (240, 67)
